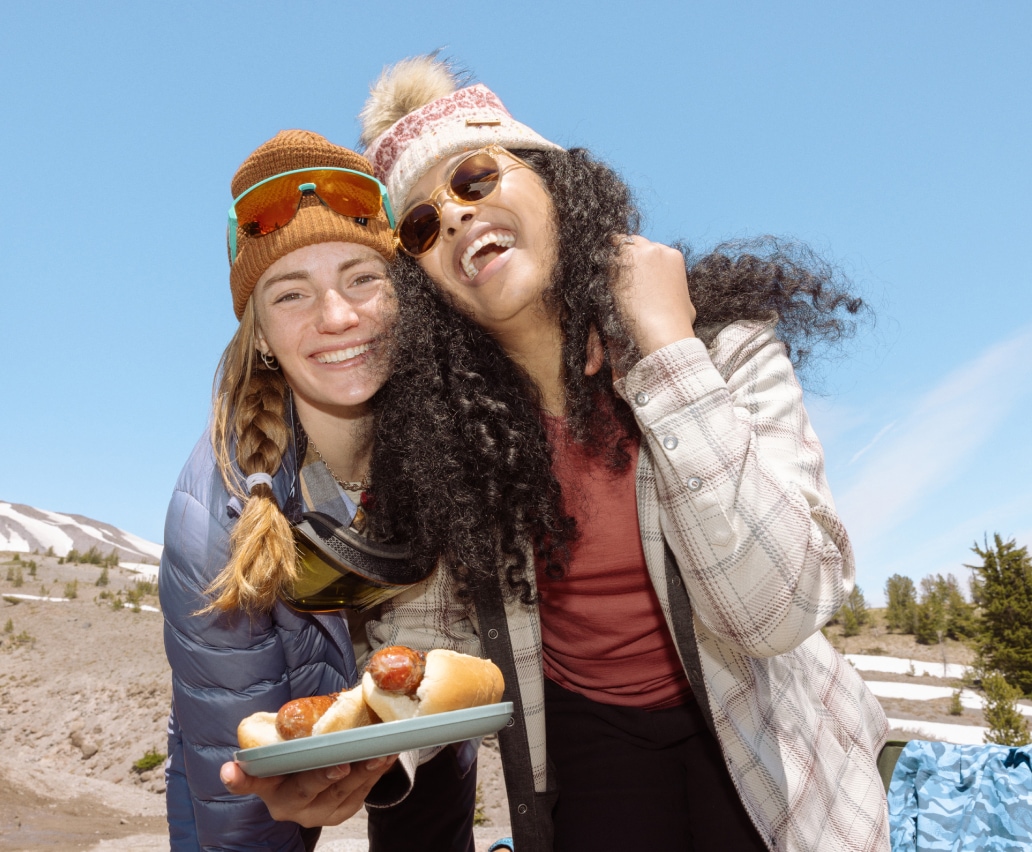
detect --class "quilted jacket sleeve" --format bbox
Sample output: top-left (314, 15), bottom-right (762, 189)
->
top-left (160, 486), bottom-right (309, 851)
top-left (617, 321), bottom-right (854, 658)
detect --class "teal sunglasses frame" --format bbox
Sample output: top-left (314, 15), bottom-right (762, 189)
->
top-left (227, 167), bottom-right (396, 263)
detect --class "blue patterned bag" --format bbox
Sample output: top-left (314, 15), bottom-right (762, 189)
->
top-left (887, 740), bottom-right (1032, 851)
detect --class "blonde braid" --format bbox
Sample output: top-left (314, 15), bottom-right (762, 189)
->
top-left (202, 305), bottom-right (299, 614)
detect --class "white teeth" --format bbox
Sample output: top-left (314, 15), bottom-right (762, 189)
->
top-left (461, 231), bottom-right (515, 279)
top-left (314, 343), bottom-right (371, 363)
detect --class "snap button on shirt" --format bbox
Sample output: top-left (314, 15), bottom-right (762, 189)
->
top-left (686, 476), bottom-right (703, 492)
top-left (662, 435), bottom-right (678, 450)
top-left (635, 391), bottom-right (649, 406)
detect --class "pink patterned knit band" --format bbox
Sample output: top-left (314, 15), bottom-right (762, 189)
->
top-left (365, 84), bottom-right (562, 209)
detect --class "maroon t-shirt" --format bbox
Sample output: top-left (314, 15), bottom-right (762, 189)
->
top-left (537, 415), bottom-right (692, 709)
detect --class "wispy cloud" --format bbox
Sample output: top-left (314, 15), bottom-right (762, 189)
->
top-left (849, 420), bottom-right (897, 465)
top-left (836, 324), bottom-right (1032, 545)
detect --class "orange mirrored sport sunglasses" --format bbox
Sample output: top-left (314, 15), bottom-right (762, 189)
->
top-left (228, 167), bottom-right (396, 263)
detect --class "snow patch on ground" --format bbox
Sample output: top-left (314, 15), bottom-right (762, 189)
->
top-left (1, 593), bottom-right (160, 612)
top-left (846, 653), bottom-right (970, 680)
top-left (866, 681), bottom-right (1032, 717)
top-left (1, 594), bottom-right (72, 604)
top-left (122, 561), bottom-right (159, 579)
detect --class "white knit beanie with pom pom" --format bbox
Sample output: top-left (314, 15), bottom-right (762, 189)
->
top-left (359, 55), bottom-right (562, 209)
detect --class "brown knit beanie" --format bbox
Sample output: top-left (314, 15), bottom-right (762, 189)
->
top-left (229, 130), bottom-right (396, 319)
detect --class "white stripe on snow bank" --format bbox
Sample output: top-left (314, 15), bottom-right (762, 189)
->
top-left (846, 653), bottom-right (969, 679)
top-left (1, 594), bottom-right (71, 603)
top-left (866, 681), bottom-right (1032, 717)
top-left (122, 562), bottom-right (159, 579)
top-left (0, 503), bottom-right (75, 553)
top-left (0, 593), bottom-right (159, 612)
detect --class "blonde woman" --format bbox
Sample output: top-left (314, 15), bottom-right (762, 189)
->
top-left (159, 130), bottom-right (477, 851)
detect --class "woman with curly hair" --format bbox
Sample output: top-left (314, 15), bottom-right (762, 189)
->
top-left (345, 55), bottom-right (894, 852)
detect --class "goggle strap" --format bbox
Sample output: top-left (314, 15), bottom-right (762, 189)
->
top-left (293, 513), bottom-right (420, 583)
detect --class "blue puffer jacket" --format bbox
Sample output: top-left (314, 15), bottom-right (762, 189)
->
top-left (159, 429), bottom-right (358, 850)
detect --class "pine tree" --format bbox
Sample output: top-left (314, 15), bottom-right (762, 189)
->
top-left (981, 670), bottom-right (1031, 746)
top-left (839, 604), bottom-right (861, 637)
top-left (969, 535), bottom-right (1032, 696)
top-left (915, 575), bottom-right (947, 645)
top-left (833, 584), bottom-right (868, 637)
top-left (943, 574), bottom-right (979, 639)
top-left (885, 574), bottom-right (918, 633)
top-left (914, 573), bottom-right (977, 645)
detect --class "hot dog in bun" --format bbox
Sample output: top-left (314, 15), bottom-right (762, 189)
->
top-left (236, 646), bottom-right (504, 749)
top-left (236, 684), bottom-right (373, 749)
top-left (362, 647), bottom-right (505, 722)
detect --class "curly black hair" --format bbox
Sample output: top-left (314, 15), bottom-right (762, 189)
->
top-left (367, 147), bottom-right (866, 604)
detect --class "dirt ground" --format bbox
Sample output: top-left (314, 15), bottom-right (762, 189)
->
top-left (0, 552), bottom-right (986, 850)
top-left (0, 552), bottom-right (511, 851)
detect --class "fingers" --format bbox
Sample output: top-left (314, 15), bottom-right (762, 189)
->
top-left (610, 235), bottom-right (696, 356)
top-left (282, 756), bottom-right (397, 826)
top-left (583, 325), bottom-right (604, 376)
top-left (314, 757), bottom-right (397, 823)
top-left (219, 760), bottom-right (297, 797)
top-left (220, 755), bottom-right (399, 828)
top-left (219, 761), bottom-right (247, 793)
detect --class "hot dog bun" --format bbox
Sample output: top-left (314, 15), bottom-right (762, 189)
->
top-left (362, 648), bottom-right (504, 722)
top-left (312, 684), bottom-right (376, 735)
top-left (237, 711), bottom-right (282, 749)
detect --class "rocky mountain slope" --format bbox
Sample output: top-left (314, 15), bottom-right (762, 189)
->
top-left (0, 501), bottom-right (162, 565)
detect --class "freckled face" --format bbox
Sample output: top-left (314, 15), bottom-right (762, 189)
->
top-left (405, 151), bottom-right (558, 343)
top-left (252, 242), bottom-right (393, 418)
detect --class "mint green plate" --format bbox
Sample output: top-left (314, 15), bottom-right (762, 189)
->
top-left (235, 701), bottom-right (514, 777)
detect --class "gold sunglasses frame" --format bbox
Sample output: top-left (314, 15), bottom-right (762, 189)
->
top-left (395, 145), bottom-right (531, 258)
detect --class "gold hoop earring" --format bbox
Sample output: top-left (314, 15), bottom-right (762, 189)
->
top-left (259, 350), bottom-right (279, 371)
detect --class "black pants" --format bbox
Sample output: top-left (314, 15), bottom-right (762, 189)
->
top-left (366, 746), bottom-right (477, 852)
top-left (545, 679), bottom-right (768, 852)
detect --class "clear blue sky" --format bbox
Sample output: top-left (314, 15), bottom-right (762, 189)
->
top-left (2, 1), bottom-right (1029, 605)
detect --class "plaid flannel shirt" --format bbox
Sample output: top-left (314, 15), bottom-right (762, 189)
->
top-left (368, 320), bottom-right (890, 852)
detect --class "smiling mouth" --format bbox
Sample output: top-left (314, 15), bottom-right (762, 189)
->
top-left (461, 231), bottom-right (515, 280)
top-left (314, 343), bottom-right (372, 364)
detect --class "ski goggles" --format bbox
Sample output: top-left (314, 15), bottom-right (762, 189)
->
top-left (285, 511), bottom-right (432, 613)
top-left (396, 146), bottom-right (530, 257)
top-left (228, 167), bottom-right (396, 263)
